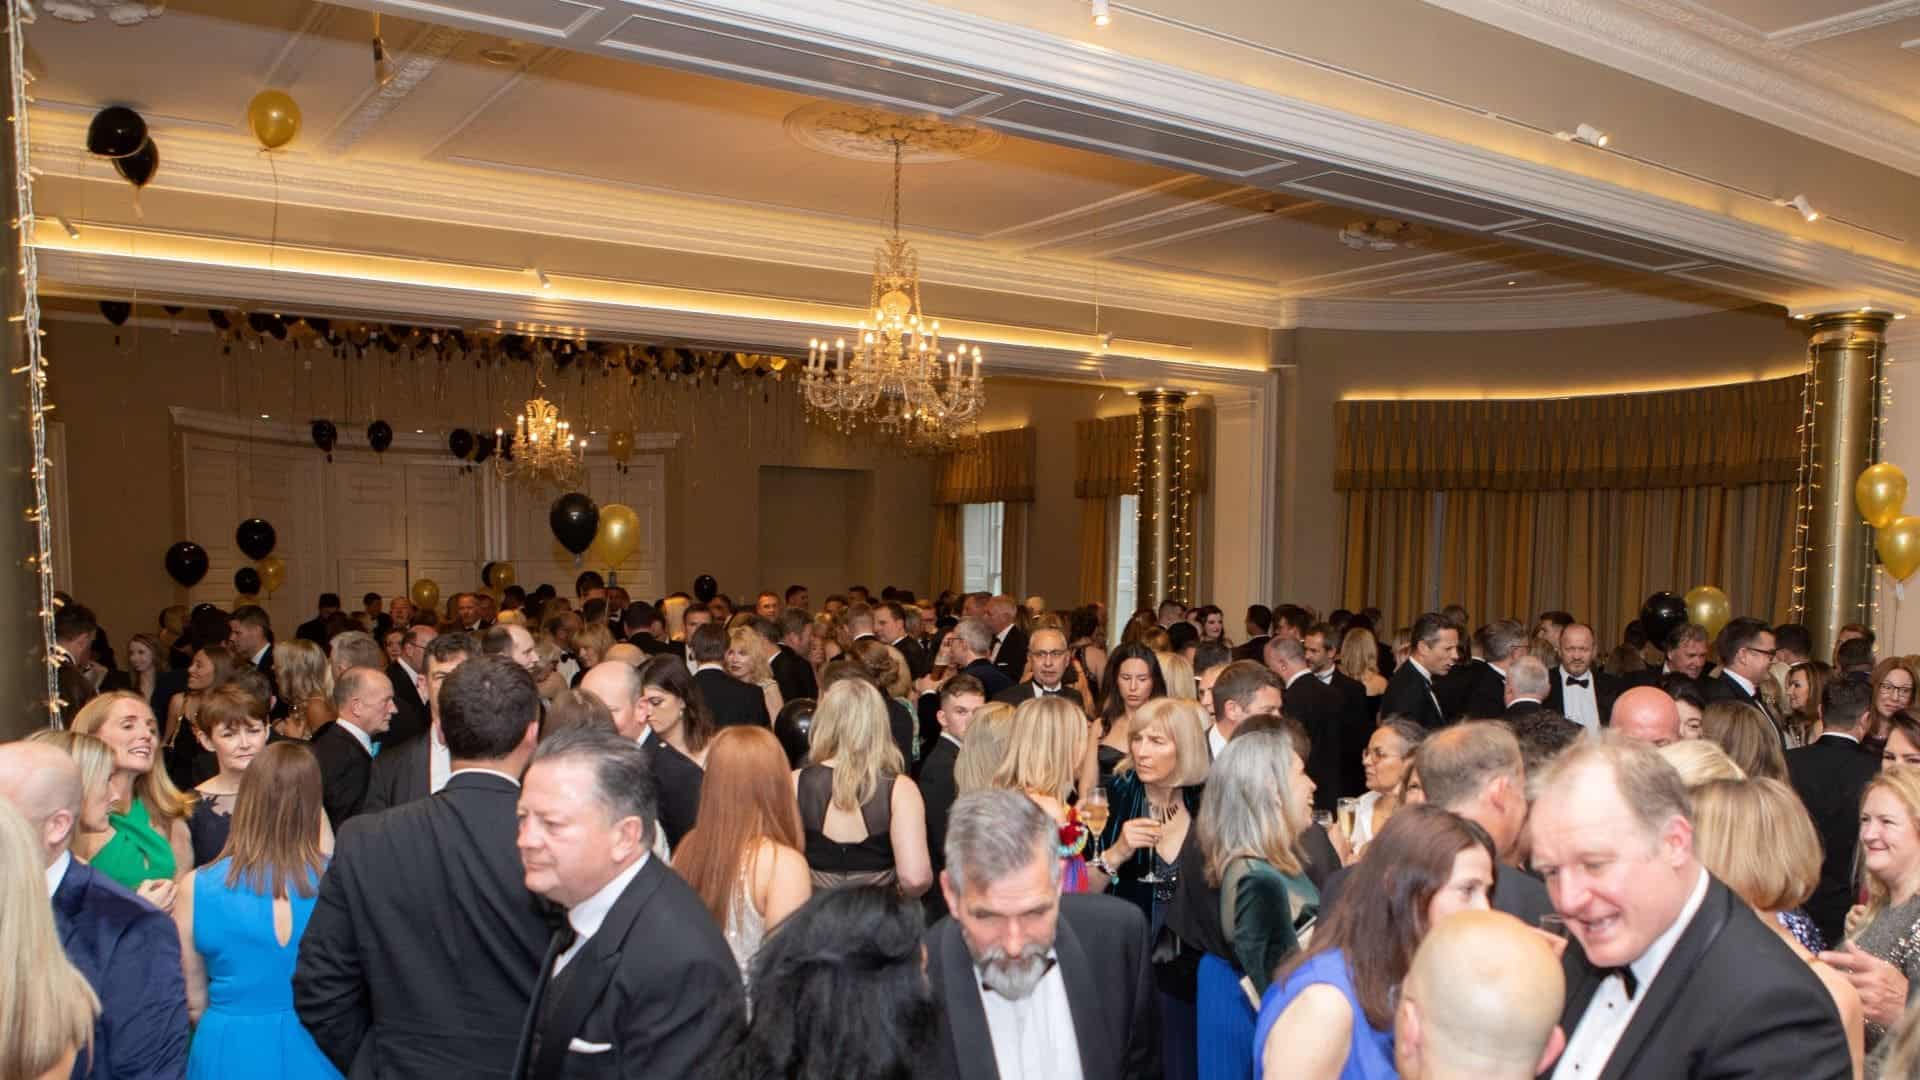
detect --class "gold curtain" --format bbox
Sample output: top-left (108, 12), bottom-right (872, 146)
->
top-left (1340, 490), bottom-right (1435, 624)
top-left (1074, 410), bottom-right (1214, 497)
top-left (930, 505), bottom-right (961, 597)
top-left (1001, 501), bottom-right (1029, 599)
top-left (935, 428), bottom-right (1035, 505)
top-left (1078, 497), bottom-right (1110, 610)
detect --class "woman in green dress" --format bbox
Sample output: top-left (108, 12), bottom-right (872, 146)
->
top-left (72, 690), bottom-right (195, 911)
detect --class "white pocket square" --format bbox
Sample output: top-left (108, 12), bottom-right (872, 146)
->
top-left (567, 1039), bottom-right (613, 1055)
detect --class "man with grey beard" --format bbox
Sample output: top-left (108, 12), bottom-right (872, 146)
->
top-left (924, 790), bottom-right (1159, 1079)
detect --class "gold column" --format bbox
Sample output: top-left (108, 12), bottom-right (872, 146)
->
top-left (1136, 391), bottom-right (1188, 608)
top-left (0, 15), bottom-right (45, 739)
top-left (1803, 311), bottom-right (1890, 659)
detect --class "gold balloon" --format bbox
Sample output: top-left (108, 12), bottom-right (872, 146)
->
top-left (247, 90), bottom-right (302, 151)
top-left (490, 560), bottom-right (516, 590)
top-left (591, 504), bottom-right (641, 569)
top-left (1857, 463), bottom-right (1909, 529)
top-left (257, 555), bottom-right (286, 594)
top-left (1683, 585), bottom-right (1732, 639)
top-left (409, 577), bottom-right (441, 615)
top-left (1878, 515), bottom-right (1920, 582)
top-left (608, 430), bottom-right (634, 464)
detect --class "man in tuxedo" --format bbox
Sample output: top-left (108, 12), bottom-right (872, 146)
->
top-left (941, 617), bottom-right (1013, 699)
top-left (1264, 637), bottom-right (1344, 810)
top-left (1208, 661), bottom-right (1283, 757)
top-left (784, 583), bottom-right (810, 612)
top-left (844, 603), bottom-right (879, 643)
top-left (579, 660), bottom-right (703, 850)
top-left (311, 666), bottom-right (396, 829)
top-left (1503, 656), bottom-right (1549, 721)
top-left (1379, 612), bottom-right (1458, 730)
top-left (297, 656), bottom-right (551, 1079)
top-left (1629, 623), bottom-right (1712, 689)
top-left (926, 790), bottom-right (1159, 1079)
top-left (620, 602), bottom-right (672, 657)
top-left (364, 633), bottom-right (475, 815)
top-left (1610, 686), bottom-right (1682, 747)
top-left (53, 602), bottom-right (98, 727)
top-left (1787, 679), bottom-right (1880, 945)
top-left (1706, 616), bottom-right (1786, 746)
top-left (753, 590), bottom-right (781, 620)
top-left (876, 601), bottom-right (932, 680)
top-left (451, 591), bottom-right (488, 633)
top-left (1232, 604), bottom-right (1273, 662)
top-left (511, 729), bottom-right (744, 1079)
top-left (993, 627), bottom-right (1084, 707)
top-left (1545, 623), bottom-right (1618, 734)
top-left (1306, 623), bottom-right (1371, 796)
top-left (1459, 619), bottom-right (1527, 721)
top-left (299, 592), bottom-right (342, 645)
top-left (1272, 603), bottom-right (1311, 642)
top-left (230, 603), bottom-right (278, 688)
top-left (0, 742), bottom-right (189, 1080)
top-left (1531, 734), bottom-right (1849, 1079)
top-left (687, 623), bottom-right (769, 729)
top-left (920, 674), bottom-right (985, 925)
top-left (483, 623), bottom-right (540, 672)
top-left (385, 623), bottom-right (437, 748)
top-left (770, 607), bottom-right (817, 704)
top-left (1394, 911), bottom-right (1566, 1080)
top-left (985, 594), bottom-right (1029, 682)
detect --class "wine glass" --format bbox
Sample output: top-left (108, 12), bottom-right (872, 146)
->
top-left (1139, 801), bottom-right (1175, 884)
top-left (1082, 786), bottom-right (1110, 845)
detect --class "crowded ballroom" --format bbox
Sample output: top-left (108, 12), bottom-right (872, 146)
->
top-left (6, 0), bottom-right (1920, 1078)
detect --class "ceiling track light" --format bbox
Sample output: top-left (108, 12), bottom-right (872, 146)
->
top-left (1090, 0), bottom-right (1111, 26)
top-left (1774, 194), bottom-right (1820, 222)
top-left (1553, 122), bottom-right (1609, 148)
top-left (54, 216), bottom-right (78, 240)
top-left (535, 269), bottom-right (552, 290)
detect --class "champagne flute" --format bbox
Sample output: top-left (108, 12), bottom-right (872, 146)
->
top-left (1082, 786), bottom-right (1110, 841)
top-left (1139, 801), bottom-right (1174, 884)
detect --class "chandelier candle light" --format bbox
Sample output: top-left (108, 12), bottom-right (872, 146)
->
top-left (496, 367), bottom-right (586, 490)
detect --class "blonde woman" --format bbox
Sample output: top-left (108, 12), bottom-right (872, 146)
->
top-left (727, 625), bottom-right (784, 724)
top-left (991, 696), bottom-right (1092, 892)
top-left (1338, 627), bottom-right (1389, 698)
top-left (952, 701), bottom-right (1014, 794)
top-left (1091, 697), bottom-right (1211, 917)
top-left (1157, 650), bottom-right (1198, 701)
top-left (25, 730), bottom-right (116, 841)
top-left (273, 639), bottom-right (335, 741)
top-left (71, 691), bottom-right (195, 910)
top-left (1822, 765), bottom-right (1920, 1065)
top-left (0, 800), bottom-right (98, 1080)
top-left (1659, 739), bottom-right (1747, 790)
top-left (1702, 700), bottom-right (1789, 782)
top-left (570, 622), bottom-right (614, 686)
top-left (794, 678), bottom-right (931, 896)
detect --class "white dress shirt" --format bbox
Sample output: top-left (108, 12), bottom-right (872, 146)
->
top-left (1409, 658), bottom-right (1444, 719)
top-left (555, 853), bottom-right (649, 975)
top-left (45, 849), bottom-right (70, 899)
top-left (1553, 867), bottom-right (1710, 1078)
top-left (1315, 668), bottom-right (1335, 685)
top-left (1208, 725), bottom-right (1228, 760)
top-left (251, 643), bottom-right (272, 667)
top-left (991, 625), bottom-right (1012, 661)
top-left (1559, 667), bottom-right (1600, 732)
top-left (978, 957), bottom-right (1084, 1080)
top-left (336, 719), bottom-right (375, 758)
top-left (429, 729), bottom-right (452, 794)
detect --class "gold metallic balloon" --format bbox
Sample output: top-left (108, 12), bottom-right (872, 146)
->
top-left (489, 560), bottom-right (516, 590)
top-left (1878, 515), bottom-right (1920, 582)
top-left (590, 504), bottom-right (641, 569)
top-left (257, 555), bottom-right (286, 594)
top-left (247, 90), bottom-right (302, 150)
top-left (608, 430), bottom-right (634, 464)
top-left (409, 577), bottom-right (441, 615)
top-left (1683, 585), bottom-right (1731, 639)
top-left (1856, 463), bottom-right (1909, 529)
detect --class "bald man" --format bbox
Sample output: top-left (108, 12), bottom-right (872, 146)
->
top-left (1394, 910), bottom-right (1565, 1080)
top-left (578, 659), bottom-right (703, 848)
top-left (0, 742), bottom-right (189, 1079)
top-left (1609, 685), bottom-right (1682, 747)
top-left (602, 641), bottom-right (645, 667)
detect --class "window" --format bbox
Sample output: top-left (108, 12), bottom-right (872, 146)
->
top-left (1110, 494), bottom-right (1139, 645)
top-left (961, 501), bottom-right (1004, 595)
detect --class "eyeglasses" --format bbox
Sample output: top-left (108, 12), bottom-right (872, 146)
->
top-left (1743, 645), bottom-right (1777, 659)
top-left (1882, 683), bottom-right (1916, 700)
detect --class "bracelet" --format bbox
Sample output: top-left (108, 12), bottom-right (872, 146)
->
top-left (1090, 854), bottom-right (1116, 878)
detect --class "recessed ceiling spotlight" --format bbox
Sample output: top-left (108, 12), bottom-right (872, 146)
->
top-left (1553, 122), bottom-right (1610, 148)
top-left (1506, 280), bottom-right (1518, 286)
top-left (1789, 194), bottom-right (1820, 222)
top-left (479, 44), bottom-right (522, 66)
top-left (259, 413), bottom-right (271, 420)
top-left (1091, 0), bottom-right (1111, 26)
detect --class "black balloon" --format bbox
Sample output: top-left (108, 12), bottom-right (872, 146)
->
top-left (207, 309), bottom-right (231, 331)
top-left (367, 420), bottom-right (393, 453)
top-left (98, 300), bottom-right (130, 327)
top-left (162, 305), bottom-right (183, 316)
top-left (472, 433), bottom-right (496, 464)
top-left (234, 567), bottom-right (262, 595)
top-left (248, 312), bottom-right (276, 336)
top-left (113, 139), bottom-right (159, 188)
top-left (311, 419), bottom-right (337, 457)
top-left (87, 106), bottom-right (148, 158)
top-left (549, 492), bottom-right (600, 556)
top-left (164, 541), bottom-right (209, 587)
top-left (481, 561), bottom-right (498, 588)
top-left (694, 574), bottom-right (718, 603)
top-left (235, 518), bottom-right (276, 560)
top-left (448, 428), bottom-right (475, 461)
top-left (1639, 591), bottom-right (1688, 652)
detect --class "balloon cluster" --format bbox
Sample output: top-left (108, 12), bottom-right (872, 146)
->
top-left (161, 517), bottom-right (286, 599)
top-left (1858, 464), bottom-right (1920, 584)
top-left (86, 105), bottom-right (158, 192)
top-left (1640, 587), bottom-right (1732, 642)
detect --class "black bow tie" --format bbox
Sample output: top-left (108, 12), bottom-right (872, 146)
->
top-left (1606, 965), bottom-right (1639, 998)
top-left (1565, 677), bottom-right (1589, 688)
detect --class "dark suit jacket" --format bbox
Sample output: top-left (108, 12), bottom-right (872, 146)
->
top-left (1787, 734), bottom-right (1881, 944)
top-left (1458, 658), bottom-right (1509, 721)
top-left (991, 625), bottom-right (1029, 683)
top-left (1283, 673), bottom-right (1345, 812)
top-left (1555, 874), bottom-right (1848, 1080)
top-left (925, 892), bottom-right (1159, 1080)
top-left (960, 658), bottom-right (1014, 699)
top-left (1705, 672), bottom-right (1787, 747)
top-left (1505, 698), bottom-right (1546, 721)
top-left (513, 858), bottom-right (744, 1080)
top-left (297, 616), bottom-right (330, 646)
top-left (1231, 634), bottom-right (1270, 663)
top-left (1546, 667), bottom-right (1622, 727)
top-left (362, 733), bottom-right (433, 815)
top-left (386, 660), bottom-right (430, 748)
top-left (53, 857), bottom-right (189, 1080)
top-left (309, 721), bottom-right (375, 830)
top-left (893, 635), bottom-right (933, 680)
top-left (628, 633), bottom-right (674, 657)
top-left (918, 734), bottom-right (962, 924)
top-left (642, 741), bottom-right (704, 851)
top-left (296, 771), bottom-right (551, 1079)
top-left (1324, 670), bottom-right (1373, 799)
top-left (691, 667), bottom-right (769, 729)
top-left (992, 681), bottom-right (1087, 709)
top-left (1379, 661), bottom-right (1445, 730)
top-left (770, 644), bottom-right (817, 706)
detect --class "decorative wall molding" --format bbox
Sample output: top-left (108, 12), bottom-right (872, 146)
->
top-left (166, 406), bottom-right (682, 450)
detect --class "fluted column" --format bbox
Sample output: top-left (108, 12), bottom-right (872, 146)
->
top-left (1802, 311), bottom-right (1890, 659)
top-left (0, 17), bottom-right (45, 739)
top-left (1135, 390), bottom-right (1188, 609)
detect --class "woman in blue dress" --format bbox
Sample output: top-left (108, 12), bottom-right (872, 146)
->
top-left (1253, 805), bottom-right (1496, 1079)
top-left (172, 741), bottom-right (340, 1080)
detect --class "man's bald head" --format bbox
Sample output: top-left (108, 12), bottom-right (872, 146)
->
top-left (0, 741), bottom-right (82, 865)
top-left (1396, 910), bottom-right (1565, 1080)
top-left (602, 642), bottom-right (644, 667)
top-left (579, 661), bottom-right (645, 742)
top-left (1611, 686), bottom-right (1682, 747)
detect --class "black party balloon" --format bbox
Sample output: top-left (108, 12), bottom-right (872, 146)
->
top-left (234, 567), bottom-right (262, 595)
top-left (248, 312), bottom-right (276, 336)
top-left (266, 314), bottom-right (288, 341)
top-left (549, 492), bottom-right (600, 556)
top-left (472, 433), bottom-right (495, 464)
top-left (693, 574), bottom-right (718, 603)
top-left (162, 305), bottom-right (183, 317)
top-left (86, 106), bottom-right (148, 158)
top-left (163, 541), bottom-right (209, 587)
top-left (481, 561), bottom-right (498, 588)
top-left (235, 518), bottom-right (277, 560)
top-left (447, 428), bottom-right (475, 461)
top-left (98, 300), bottom-right (131, 327)
top-left (1638, 591), bottom-right (1688, 651)
top-left (367, 420), bottom-right (393, 453)
top-left (207, 309), bottom-right (231, 331)
top-left (113, 139), bottom-right (159, 188)
top-left (311, 419), bottom-right (337, 458)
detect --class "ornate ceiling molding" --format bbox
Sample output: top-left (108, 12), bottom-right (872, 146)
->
top-left (783, 102), bottom-right (1003, 162)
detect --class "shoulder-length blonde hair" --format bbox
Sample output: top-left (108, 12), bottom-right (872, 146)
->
top-left (1701, 700), bottom-right (1787, 782)
top-left (807, 678), bottom-right (903, 812)
top-left (953, 702), bottom-right (1015, 794)
top-left (274, 638), bottom-right (334, 707)
top-left (1200, 729), bottom-right (1306, 884)
top-left (0, 799), bottom-right (97, 1079)
top-left (727, 626), bottom-right (774, 685)
top-left (72, 691), bottom-right (193, 823)
top-left (1658, 738), bottom-right (1745, 790)
top-left (1156, 651), bottom-right (1196, 701)
top-left (1339, 627), bottom-right (1381, 680)
top-left (991, 696), bottom-right (1086, 801)
top-left (25, 729), bottom-right (115, 815)
top-left (1691, 777), bottom-right (1819, 915)
top-left (1860, 765), bottom-right (1920, 925)
top-left (1116, 697), bottom-right (1211, 788)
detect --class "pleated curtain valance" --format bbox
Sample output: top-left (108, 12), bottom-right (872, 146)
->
top-left (1334, 377), bottom-right (1802, 492)
top-left (1074, 409), bottom-right (1213, 498)
top-left (934, 427), bottom-right (1035, 505)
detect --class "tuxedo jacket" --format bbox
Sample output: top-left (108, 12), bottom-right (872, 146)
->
top-left (361, 733), bottom-right (433, 815)
top-left (770, 643), bottom-right (817, 706)
top-left (1787, 734), bottom-right (1882, 945)
top-left (53, 857), bottom-right (190, 1080)
top-left (1379, 661), bottom-right (1446, 730)
top-left (1505, 698), bottom-right (1546, 721)
top-left (1546, 668), bottom-right (1622, 727)
top-left (385, 660), bottom-right (430, 748)
top-left (1324, 670), bottom-right (1373, 799)
top-left (991, 681), bottom-right (1086, 709)
top-left (960, 658), bottom-right (1014, 699)
top-left (1231, 634), bottom-right (1270, 663)
top-left (925, 892), bottom-right (1159, 1080)
top-left (309, 721), bottom-right (375, 830)
top-left (513, 858), bottom-right (744, 1080)
top-left (1282, 673), bottom-right (1345, 812)
top-left (297, 616), bottom-right (329, 646)
top-left (991, 625), bottom-right (1029, 683)
top-left (296, 771), bottom-right (551, 1080)
top-left (1705, 672), bottom-right (1787, 747)
top-left (893, 634), bottom-right (934, 680)
top-left (918, 734), bottom-right (962, 924)
top-left (692, 667), bottom-right (769, 730)
top-left (1553, 874), bottom-right (1849, 1080)
top-left (1458, 658), bottom-right (1509, 721)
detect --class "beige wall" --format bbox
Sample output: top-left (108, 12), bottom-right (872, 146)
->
top-left (1279, 306), bottom-right (1810, 613)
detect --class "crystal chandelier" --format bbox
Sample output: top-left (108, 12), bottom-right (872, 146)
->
top-left (495, 367), bottom-right (586, 490)
top-left (803, 137), bottom-right (985, 439)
